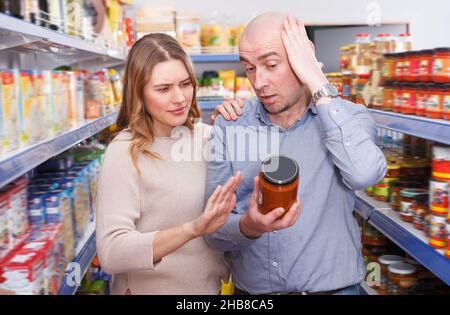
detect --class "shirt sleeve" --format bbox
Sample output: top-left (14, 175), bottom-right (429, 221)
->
top-left (95, 138), bottom-right (161, 274)
top-left (203, 118), bottom-right (257, 251)
top-left (315, 98), bottom-right (387, 190)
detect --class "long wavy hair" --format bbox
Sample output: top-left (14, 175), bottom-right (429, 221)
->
top-left (116, 33), bottom-right (201, 174)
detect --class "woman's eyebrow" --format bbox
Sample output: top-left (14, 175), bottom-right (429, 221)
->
top-left (153, 77), bottom-right (190, 87)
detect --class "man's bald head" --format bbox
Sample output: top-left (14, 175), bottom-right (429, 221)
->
top-left (239, 12), bottom-right (288, 47)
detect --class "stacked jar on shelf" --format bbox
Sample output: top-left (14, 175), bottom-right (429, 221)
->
top-left (381, 47), bottom-right (450, 119)
top-left (365, 135), bottom-right (450, 258)
top-left (356, 215), bottom-right (450, 295)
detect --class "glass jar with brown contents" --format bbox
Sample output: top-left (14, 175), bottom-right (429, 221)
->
top-left (388, 262), bottom-right (417, 295)
top-left (258, 155), bottom-right (299, 215)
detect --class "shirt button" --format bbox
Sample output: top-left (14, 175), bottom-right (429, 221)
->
top-left (345, 139), bottom-right (351, 146)
top-left (273, 230), bottom-right (278, 233)
top-left (332, 109), bottom-right (338, 115)
top-left (272, 262), bottom-right (278, 267)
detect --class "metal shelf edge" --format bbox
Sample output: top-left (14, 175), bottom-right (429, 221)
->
top-left (369, 109), bottom-right (450, 145)
top-left (0, 111), bottom-right (119, 188)
top-left (354, 193), bottom-right (450, 286)
top-left (58, 232), bottom-right (97, 295)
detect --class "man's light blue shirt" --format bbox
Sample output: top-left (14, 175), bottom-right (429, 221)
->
top-left (204, 97), bottom-right (387, 294)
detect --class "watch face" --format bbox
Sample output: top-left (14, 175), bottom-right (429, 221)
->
top-left (326, 84), bottom-right (339, 96)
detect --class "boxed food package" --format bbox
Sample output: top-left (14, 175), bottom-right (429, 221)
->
top-left (60, 71), bottom-right (70, 131)
top-left (0, 192), bottom-right (10, 259)
top-left (0, 69), bottom-right (20, 153)
top-left (17, 70), bottom-right (40, 146)
top-left (176, 12), bottom-right (201, 53)
top-left (51, 71), bottom-right (62, 134)
top-left (0, 247), bottom-right (46, 295)
top-left (235, 77), bottom-right (255, 101)
top-left (1, 178), bottom-right (30, 249)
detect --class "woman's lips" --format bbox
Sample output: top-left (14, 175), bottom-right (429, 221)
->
top-left (168, 106), bottom-right (187, 115)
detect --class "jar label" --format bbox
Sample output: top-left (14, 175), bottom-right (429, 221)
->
top-left (444, 96), bottom-right (450, 109)
top-left (426, 95), bottom-right (440, 109)
top-left (418, 60), bottom-right (430, 75)
top-left (432, 59), bottom-right (443, 74)
top-left (400, 201), bottom-right (414, 216)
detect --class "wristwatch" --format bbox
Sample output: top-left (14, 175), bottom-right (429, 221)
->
top-left (311, 83), bottom-right (339, 104)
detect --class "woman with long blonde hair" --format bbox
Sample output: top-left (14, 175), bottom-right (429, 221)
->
top-left (96, 33), bottom-right (242, 295)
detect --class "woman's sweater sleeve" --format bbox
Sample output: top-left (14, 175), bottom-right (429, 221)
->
top-left (95, 138), bottom-right (160, 274)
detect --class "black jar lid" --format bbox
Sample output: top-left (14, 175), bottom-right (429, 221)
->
top-left (261, 155), bottom-right (299, 185)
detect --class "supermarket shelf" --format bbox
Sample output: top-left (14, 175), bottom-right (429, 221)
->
top-left (355, 191), bottom-right (450, 286)
top-left (0, 13), bottom-right (126, 69)
top-left (0, 111), bottom-right (119, 188)
top-left (360, 281), bottom-right (379, 295)
top-left (368, 109), bottom-right (450, 145)
top-left (198, 98), bottom-right (224, 110)
top-left (58, 220), bottom-right (96, 295)
top-left (190, 54), bottom-right (240, 63)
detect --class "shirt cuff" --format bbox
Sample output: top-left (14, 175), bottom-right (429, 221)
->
top-left (226, 214), bottom-right (258, 247)
top-left (315, 98), bottom-right (354, 133)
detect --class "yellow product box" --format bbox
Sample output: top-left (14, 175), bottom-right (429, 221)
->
top-left (1, 70), bottom-right (20, 153)
top-left (51, 71), bottom-right (62, 134)
top-left (33, 70), bottom-right (49, 141)
top-left (18, 70), bottom-right (41, 146)
top-left (219, 70), bottom-right (236, 99)
top-left (235, 77), bottom-right (255, 101)
top-left (68, 72), bottom-right (79, 128)
top-left (60, 72), bottom-right (70, 131)
top-left (42, 71), bottom-right (56, 138)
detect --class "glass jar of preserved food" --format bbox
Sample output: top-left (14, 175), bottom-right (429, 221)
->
top-left (388, 262), bottom-right (417, 295)
top-left (383, 83), bottom-right (395, 111)
top-left (259, 155), bottom-right (299, 215)
top-left (441, 83), bottom-right (450, 120)
top-left (382, 53), bottom-right (397, 82)
top-left (390, 180), bottom-right (423, 211)
top-left (393, 83), bottom-right (404, 113)
top-left (342, 71), bottom-right (353, 101)
top-left (400, 188), bottom-right (428, 223)
top-left (415, 83), bottom-right (430, 116)
top-left (378, 255), bottom-right (405, 294)
top-left (400, 156), bottom-right (430, 180)
top-left (425, 84), bottom-right (446, 119)
top-left (432, 47), bottom-right (450, 83)
top-left (432, 145), bottom-right (450, 182)
top-left (395, 53), bottom-right (407, 81)
top-left (362, 220), bottom-right (388, 247)
top-left (428, 214), bottom-right (447, 249)
top-left (418, 49), bottom-right (434, 82)
top-left (405, 51), bottom-right (421, 82)
top-left (400, 83), bottom-right (418, 115)
top-left (429, 180), bottom-right (449, 217)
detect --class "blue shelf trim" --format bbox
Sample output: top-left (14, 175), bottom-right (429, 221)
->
top-left (0, 111), bottom-right (119, 188)
top-left (58, 232), bottom-right (97, 295)
top-left (369, 109), bottom-right (450, 145)
top-left (354, 195), bottom-right (450, 286)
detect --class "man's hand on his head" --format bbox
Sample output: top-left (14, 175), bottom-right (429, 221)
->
top-left (281, 16), bottom-right (328, 95)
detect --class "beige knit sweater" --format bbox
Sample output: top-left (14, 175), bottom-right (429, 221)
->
top-left (95, 123), bottom-right (229, 295)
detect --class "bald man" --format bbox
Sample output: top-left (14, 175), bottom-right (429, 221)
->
top-left (204, 13), bottom-right (386, 295)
